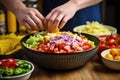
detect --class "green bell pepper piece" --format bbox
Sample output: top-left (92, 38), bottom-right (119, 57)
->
top-left (14, 68), bottom-right (23, 75)
top-left (5, 68), bottom-right (14, 76)
top-left (0, 67), bottom-right (5, 75)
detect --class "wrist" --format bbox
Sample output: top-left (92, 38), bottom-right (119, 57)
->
top-left (13, 4), bottom-right (26, 15)
top-left (67, 1), bottom-right (80, 12)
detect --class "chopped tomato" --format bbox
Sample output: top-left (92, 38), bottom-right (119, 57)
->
top-left (82, 45), bottom-right (91, 50)
top-left (59, 49), bottom-right (67, 53)
top-left (108, 39), bottom-right (116, 45)
top-left (6, 58), bottom-right (18, 68)
top-left (0, 60), bottom-right (3, 66)
top-left (63, 45), bottom-right (71, 52)
top-left (53, 48), bottom-right (59, 53)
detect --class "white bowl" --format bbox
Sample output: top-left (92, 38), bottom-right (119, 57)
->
top-left (101, 49), bottom-right (120, 70)
top-left (73, 25), bottom-right (117, 37)
top-left (0, 59), bottom-right (34, 80)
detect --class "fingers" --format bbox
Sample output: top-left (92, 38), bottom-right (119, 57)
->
top-left (56, 14), bottom-right (65, 28)
top-left (47, 12), bottom-right (59, 27)
top-left (35, 10), bottom-right (45, 30)
top-left (45, 12), bottom-right (69, 32)
top-left (21, 8), bottom-right (45, 31)
top-left (23, 21), bottom-right (32, 31)
top-left (59, 16), bottom-right (69, 29)
top-left (23, 15), bottom-right (38, 30)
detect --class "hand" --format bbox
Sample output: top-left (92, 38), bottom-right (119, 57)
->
top-left (45, 1), bottom-right (78, 33)
top-left (15, 7), bottom-right (45, 31)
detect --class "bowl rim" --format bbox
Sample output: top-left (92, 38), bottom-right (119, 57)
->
top-left (21, 32), bottom-right (100, 55)
top-left (0, 49), bottom-right (22, 56)
top-left (101, 48), bottom-right (120, 62)
top-left (73, 25), bottom-right (117, 37)
top-left (0, 59), bottom-right (34, 79)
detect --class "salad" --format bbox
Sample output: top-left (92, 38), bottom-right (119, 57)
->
top-left (0, 58), bottom-right (32, 77)
top-left (23, 31), bottom-right (95, 53)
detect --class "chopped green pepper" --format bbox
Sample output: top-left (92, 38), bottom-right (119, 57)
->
top-left (0, 67), bottom-right (5, 75)
top-left (5, 68), bottom-right (14, 76)
top-left (14, 68), bottom-right (23, 75)
top-left (22, 69), bottom-right (31, 73)
top-left (17, 60), bottom-right (25, 65)
top-left (20, 63), bottom-right (32, 69)
top-left (18, 60), bottom-right (32, 69)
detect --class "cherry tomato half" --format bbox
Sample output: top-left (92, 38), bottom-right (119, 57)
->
top-left (0, 60), bottom-right (3, 66)
top-left (108, 39), bottom-right (116, 45)
top-left (6, 58), bottom-right (18, 68)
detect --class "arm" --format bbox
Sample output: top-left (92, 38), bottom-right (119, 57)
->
top-left (70, 0), bottom-right (102, 11)
top-left (0, 0), bottom-right (45, 31)
top-left (45, 0), bottom-right (102, 32)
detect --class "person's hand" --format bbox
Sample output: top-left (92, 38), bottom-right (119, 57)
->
top-left (45, 1), bottom-right (79, 33)
top-left (15, 7), bottom-right (45, 31)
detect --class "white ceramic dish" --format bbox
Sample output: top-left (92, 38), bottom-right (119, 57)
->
top-left (101, 49), bottom-right (120, 70)
top-left (73, 25), bottom-right (117, 37)
top-left (0, 59), bottom-right (34, 80)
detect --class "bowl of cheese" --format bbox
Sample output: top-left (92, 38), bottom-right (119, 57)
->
top-left (73, 21), bottom-right (117, 37)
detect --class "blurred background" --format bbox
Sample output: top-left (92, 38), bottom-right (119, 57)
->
top-left (101, 0), bottom-right (120, 34)
top-left (0, 0), bottom-right (120, 34)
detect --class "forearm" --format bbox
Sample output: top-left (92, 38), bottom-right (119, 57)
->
top-left (68, 0), bottom-right (102, 11)
top-left (0, 0), bottom-right (26, 14)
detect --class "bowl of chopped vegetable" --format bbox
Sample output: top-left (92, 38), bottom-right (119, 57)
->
top-left (21, 31), bottom-right (100, 70)
top-left (0, 58), bottom-right (34, 80)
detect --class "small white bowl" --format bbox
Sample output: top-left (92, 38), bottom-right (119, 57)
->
top-left (101, 49), bottom-right (120, 70)
top-left (0, 59), bottom-right (34, 80)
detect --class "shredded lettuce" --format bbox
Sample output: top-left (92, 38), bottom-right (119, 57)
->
top-left (23, 34), bottom-right (44, 48)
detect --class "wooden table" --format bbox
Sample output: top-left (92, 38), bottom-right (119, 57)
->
top-left (29, 55), bottom-right (120, 80)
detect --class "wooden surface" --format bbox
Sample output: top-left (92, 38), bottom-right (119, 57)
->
top-left (29, 55), bottom-right (120, 80)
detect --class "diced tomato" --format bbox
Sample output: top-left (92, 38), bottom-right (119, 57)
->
top-left (82, 45), bottom-right (91, 50)
top-left (38, 48), bottom-right (44, 52)
top-left (110, 35), bottom-right (116, 39)
top-left (71, 45), bottom-right (77, 50)
top-left (108, 39), bottom-right (116, 45)
top-left (59, 49), bottom-right (67, 53)
top-left (116, 45), bottom-right (120, 48)
top-left (0, 60), bottom-right (3, 66)
top-left (44, 47), bottom-right (50, 52)
top-left (63, 45), bottom-right (71, 52)
top-left (58, 43), bottom-right (66, 49)
top-left (2, 60), bottom-right (10, 68)
top-left (99, 37), bottom-right (106, 44)
top-left (6, 58), bottom-right (18, 68)
top-left (53, 48), bottom-right (59, 53)
top-left (49, 44), bottom-right (55, 51)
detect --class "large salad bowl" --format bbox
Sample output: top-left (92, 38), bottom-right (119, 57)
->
top-left (21, 31), bottom-right (100, 70)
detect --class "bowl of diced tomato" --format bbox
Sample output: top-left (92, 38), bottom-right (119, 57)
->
top-left (97, 34), bottom-right (120, 62)
top-left (21, 31), bottom-right (100, 70)
top-left (0, 58), bottom-right (34, 80)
